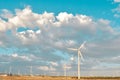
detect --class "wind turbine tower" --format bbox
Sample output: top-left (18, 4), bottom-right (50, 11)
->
top-left (17, 69), bottom-right (20, 76)
top-left (63, 64), bottom-right (67, 77)
top-left (30, 66), bottom-right (33, 76)
top-left (9, 66), bottom-right (12, 75)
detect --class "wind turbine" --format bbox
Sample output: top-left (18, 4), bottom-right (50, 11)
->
top-left (68, 41), bottom-right (86, 79)
top-left (63, 63), bottom-right (67, 77)
top-left (9, 66), bottom-right (12, 76)
top-left (17, 69), bottom-right (20, 76)
top-left (27, 66), bottom-right (33, 76)
top-left (63, 63), bottom-right (67, 80)
top-left (30, 66), bottom-right (33, 76)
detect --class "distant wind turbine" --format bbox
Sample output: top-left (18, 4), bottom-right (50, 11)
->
top-left (63, 63), bottom-right (67, 80)
top-left (9, 66), bottom-right (12, 75)
top-left (30, 66), bottom-right (33, 76)
top-left (63, 63), bottom-right (67, 77)
top-left (68, 41), bottom-right (86, 79)
top-left (17, 69), bottom-right (20, 76)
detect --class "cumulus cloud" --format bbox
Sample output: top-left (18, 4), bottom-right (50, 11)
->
top-left (114, 0), bottom-right (120, 3)
top-left (49, 61), bottom-right (58, 66)
top-left (112, 4), bottom-right (120, 18)
top-left (0, 9), bottom-right (13, 19)
top-left (38, 66), bottom-right (56, 71)
top-left (0, 6), bottom-right (119, 76)
top-left (11, 53), bottom-right (33, 61)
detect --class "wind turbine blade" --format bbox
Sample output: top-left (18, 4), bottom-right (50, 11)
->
top-left (78, 51), bottom-right (84, 61)
top-left (79, 41), bottom-right (86, 49)
top-left (67, 48), bottom-right (78, 51)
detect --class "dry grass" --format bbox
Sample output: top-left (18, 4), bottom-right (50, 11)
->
top-left (0, 76), bottom-right (120, 80)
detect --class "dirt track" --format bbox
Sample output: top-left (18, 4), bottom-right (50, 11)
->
top-left (0, 76), bottom-right (120, 80)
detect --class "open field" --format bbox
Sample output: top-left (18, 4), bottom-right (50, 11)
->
top-left (0, 76), bottom-right (120, 80)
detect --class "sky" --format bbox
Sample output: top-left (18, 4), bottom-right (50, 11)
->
top-left (0, 0), bottom-right (120, 76)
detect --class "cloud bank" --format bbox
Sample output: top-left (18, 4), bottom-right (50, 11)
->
top-left (0, 6), bottom-right (120, 76)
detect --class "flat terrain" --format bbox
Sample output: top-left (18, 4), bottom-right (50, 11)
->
top-left (0, 76), bottom-right (120, 80)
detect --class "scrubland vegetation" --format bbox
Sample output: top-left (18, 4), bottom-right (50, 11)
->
top-left (0, 76), bottom-right (120, 80)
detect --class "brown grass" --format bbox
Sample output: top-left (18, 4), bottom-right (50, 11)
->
top-left (0, 76), bottom-right (120, 80)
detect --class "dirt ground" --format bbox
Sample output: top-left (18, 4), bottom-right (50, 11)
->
top-left (0, 76), bottom-right (120, 80)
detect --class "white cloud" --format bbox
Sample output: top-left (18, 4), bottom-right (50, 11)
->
top-left (114, 14), bottom-right (120, 18)
top-left (0, 41), bottom-right (3, 45)
top-left (0, 19), bottom-right (7, 31)
top-left (0, 6), bottom-right (116, 57)
top-left (36, 30), bottom-right (41, 34)
top-left (16, 29), bottom-right (40, 45)
top-left (70, 56), bottom-right (74, 61)
top-left (0, 9), bottom-right (13, 19)
top-left (11, 53), bottom-right (32, 61)
top-left (0, 6), bottom-right (120, 76)
top-left (56, 12), bottom-right (73, 22)
top-left (49, 61), bottom-right (58, 66)
top-left (0, 6), bottom-right (113, 48)
top-left (114, 0), bottom-right (120, 2)
top-left (38, 66), bottom-right (49, 71)
top-left (113, 4), bottom-right (120, 13)
top-left (38, 66), bottom-right (56, 71)
top-left (112, 56), bottom-right (120, 60)
top-left (112, 4), bottom-right (120, 18)
top-left (0, 6), bottom-right (113, 35)
top-left (12, 53), bottom-right (18, 57)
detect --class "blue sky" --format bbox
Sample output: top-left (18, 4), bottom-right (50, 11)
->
top-left (0, 0), bottom-right (116, 17)
top-left (0, 0), bottom-right (120, 76)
